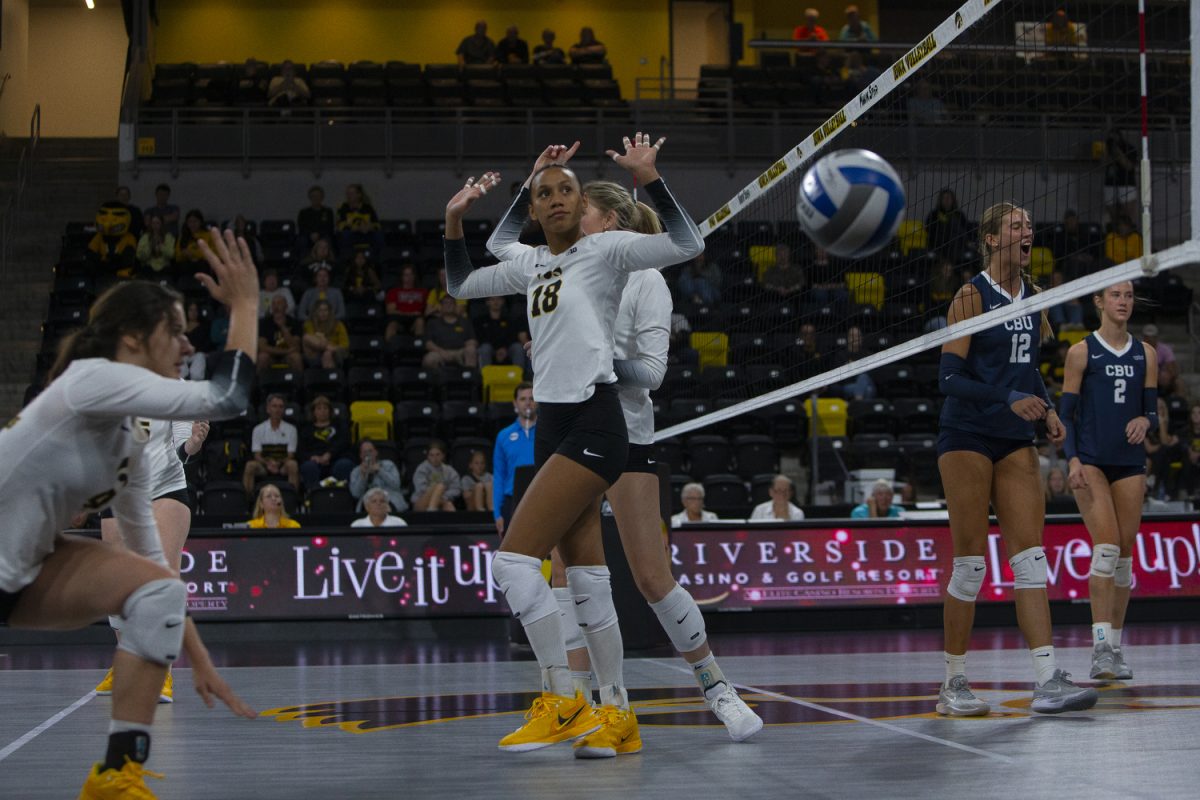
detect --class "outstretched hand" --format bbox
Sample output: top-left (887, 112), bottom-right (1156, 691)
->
top-left (529, 142), bottom-right (580, 185)
top-left (196, 228), bottom-right (259, 309)
top-left (446, 172), bottom-right (502, 220)
top-left (192, 659), bottom-right (257, 719)
top-left (606, 131), bottom-right (665, 184)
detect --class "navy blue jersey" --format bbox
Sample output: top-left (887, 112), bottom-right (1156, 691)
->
top-left (940, 272), bottom-right (1045, 440)
top-left (1074, 333), bottom-right (1147, 466)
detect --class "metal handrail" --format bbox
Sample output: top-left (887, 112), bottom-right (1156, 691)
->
top-left (0, 104), bottom-right (41, 273)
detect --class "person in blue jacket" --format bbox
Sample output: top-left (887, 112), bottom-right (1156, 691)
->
top-left (492, 381), bottom-right (536, 535)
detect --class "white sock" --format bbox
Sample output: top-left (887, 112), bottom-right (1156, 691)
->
top-left (521, 613), bottom-right (572, 697)
top-left (690, 653), bottom-right (728, 696)
top-left (109, 719), bottom-right (151, 734)
top-left (585, 624), bottom-right (628, 709)
top-left (567, 566), bottom-right (628, 710)
top-left (1031, 645), bottom-right (1057, 686)
top-left (1092, 622), bottom-right (1113, 648)
top-left (944, 652), bottom-right (967, 684)
top-left (1111, 628), bottom-right (1123, 648)
top-left (571, 671), bottom-right (594, 701)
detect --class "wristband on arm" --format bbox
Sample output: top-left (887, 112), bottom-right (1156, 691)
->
top-left (1058, 392), bottom-right (1079, 460)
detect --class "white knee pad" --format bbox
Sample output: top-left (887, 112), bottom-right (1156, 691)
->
top-left (115, 578), bottom-right (187, 666)
top-left (492, 552), bottom-right (558, 625)
top-left (1090, 543), bottom-right (1121, 578)
top-left (1009, 546), bottom-right (1048, 590)
top-left (1114, 557), bottom-right (1134, 588)
top-left (649, 584), bottom-right (708, 653)
top-left (566, 566), bottom-right (619, 633)
top-left (552, 586), bottom-right (586, 651)
top-left (947, 556), bottom-right (986, 602)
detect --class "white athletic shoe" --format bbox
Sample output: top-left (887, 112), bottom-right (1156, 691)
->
top-left (1031, 670), bottom-right (1099, 714)
top-left (704, 682), bottom-right (763, 742)
top-left (1089, 643), bottom-right (1117, 681)
top-left (1112, 648), bottom-right (1133, 681)
top-left (935, 675), bottom-right (991, 717)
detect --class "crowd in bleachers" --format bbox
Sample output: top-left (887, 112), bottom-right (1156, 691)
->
top-left (35, 176), bottom-right (1200, 527)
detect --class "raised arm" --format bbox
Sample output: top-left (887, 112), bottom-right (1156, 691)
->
top-left (65, 355), bottom-right (252, 422)
top-left (444, 172), bottom-right (531, 299)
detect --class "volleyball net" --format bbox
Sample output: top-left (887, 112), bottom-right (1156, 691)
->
top-left (656, 0), bottom-right (1193, 458)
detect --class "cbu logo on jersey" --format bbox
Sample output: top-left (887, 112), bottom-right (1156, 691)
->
top-left (1105, 364), bottom-right (1135, 377)
top-left (1003, 317), bottom-right (1034, 332)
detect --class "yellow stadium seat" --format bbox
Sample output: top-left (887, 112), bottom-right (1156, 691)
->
top-left (1057, 329), bottom-right (1089, 347)
top-left (481, 364), bottom-right (525, 403)
top-left (749, 244), bottom-right (776, 281)
top-left (897, 220), bottom-right (927, 255)
top-left (690, 332), bottom-right (729, 369)
top-left (804, 397), bottom-right (847, 436)
top-left (1029, 246), bottom-right (1055, 282)
top-left (845, 271), bottom-right (886, 310)
top-left (350, 400), bottom-right (394, 442)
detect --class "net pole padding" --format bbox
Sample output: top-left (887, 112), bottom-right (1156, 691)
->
top-left (1138, 0), bottom-right (1153, 272)
top-left (696, 0), bottom-right (1007, 237)
top-left (654, 241), bottom-right (1200, 442)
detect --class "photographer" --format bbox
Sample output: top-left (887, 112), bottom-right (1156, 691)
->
top-left (348, 439), bottom-right (408, 513)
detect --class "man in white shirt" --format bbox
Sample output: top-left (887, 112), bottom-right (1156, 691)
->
top-left (243, 393), bottom-right (299, 496)
top-left (749, 474), bottom-right (805, 521)
top-left (350, 487), bottom-right (408, 528)
top-left (671, 482), bottom-right (719, 527)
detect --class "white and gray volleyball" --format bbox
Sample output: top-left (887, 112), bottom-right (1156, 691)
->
top-left (796, 149), bottom-right (906, 259)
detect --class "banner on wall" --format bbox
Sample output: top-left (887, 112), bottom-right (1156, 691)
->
top-left (176, 518), bottom-right (1200, 621)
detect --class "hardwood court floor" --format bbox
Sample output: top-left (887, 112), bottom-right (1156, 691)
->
top-left (1, 624), bottom-right (1197, 799)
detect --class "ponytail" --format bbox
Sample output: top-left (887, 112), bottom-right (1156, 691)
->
top-left (1023, 272), bottom-right (1055, 340)
top-left (630, 201), bottom-right (663, 235)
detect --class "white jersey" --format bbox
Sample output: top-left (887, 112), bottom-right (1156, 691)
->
top-left (141, 419), bottom-right (191, 499)
top-left (455, 178), bottom-right (701, 404)
top-left (0, 354), bottom-right (251, 592)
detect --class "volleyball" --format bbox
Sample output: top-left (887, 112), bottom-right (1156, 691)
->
top-left (796, 148), bottom-right (907, 259)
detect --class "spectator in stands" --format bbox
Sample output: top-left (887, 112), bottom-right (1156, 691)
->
top-left (258, 294), bottom-right (304, 373)
top-left (668, 311), bottom-right (699, 367)
top-left (457, 20), bottom-right (497, 65)
top-left (496, 25), bottom-right (530, 64)
top-left (336, 183), bottom-right (384, 255)
top-left (840, 52), bottom-right (879, 90)
top-left (1043, 6), bottom-right (1080, 47)
top-left (411, 439), bottom-right (462, 512)
top-left (799, 322), bottom-right (824, 377)
top-left (302, 299), bottom-right (350, 368)
top-left (838, 326), bottom-right (876, 400)
top-left (476, 296), bottom-right (528, 370)
top-left (907, 79), bottom-right (946, 125)
top-left (350, 439), bottom-right (408, 513)
top-left (1104, 130), bottom-right (1138, 227)
top-left (928, 256), bottom-right (964, 323)
top-left (175, 209), bottom-right (215, 265)
top-left (241, 58), bottom-right (269, 96)
top-left (351, 487), bottom-right (408, 527)
top-left (268, 59), bottom-right (311, 107)
top-left (793, 8), bottom-right (830, 44)
top-left (182, 300), bottom-right (211, 380)
top-left (925, 188), bottom-right (971, 258)
top-left (852, 478), bottom-right (902, 518)
top-left (808, 246), bottom-right (849, 306)
top-left (493, 382), bottom-right (537, 534)
top-left (297, 395), bottom-right (354, 491)
top-left (259, 267), bottom-right (296, 318)
top-left (86, 202), bottom-right (138, 276)
top-left (532, 29), bottom-right (566, 66)
top-left (423, 294), bottom-right (478, 369)
top-left (1051, 209), bottom-right (1099, 279)
top-left (135, 212), bottom-right (175, 275)
top-left (1145, 397), bottom-right (1188, 500)
top-left (247, 484), bottom-right (301, 529)
top-left (209, 304), bottom-right (230, 350)
top-left (570, 27), bottom-right (608, 64)
top-left (1142, 324), bottom-right (1179, 398)
top-left (839, 5), bottom-right (877, 42)
top-left (144, 182), bottom-right (180, 236)
top-left (343, 250), bottom-right (383, 302)
top-left (671, 483), bottom-right (719, 527)
top-left (749, 475), bottom-right (806, 521)
top-left (677, 252), bottom-right (721, 308)
top-left (298, 185), bottom-right (336, 248)
top-left (1181, 404), bottom-right (1200, 497)
top-left (461, 450), bottom-right (494, 512)
top-left (1104, 215), bottom-right (1142, 264)
top-left (1043, 467), bottom-right (1071, 503)
top-left (1046, 270), bottom-right (1084, 331)
top-left (114, 186), bottom-right (144, 237)
top-left (809, 51), bottom-right (844, 105)
top-left (244, 394), bottom-right (301, 497)
top-left (297, 264), bottom-right (346, 320)
top-left (424, 266), bottom-right (469, 318)
top-left (384, 263), bottom-right (429, 338)
top-left (230, 214), bottom-right (263, 263)
top-left (300, 238), bottom-right (337, 275)
top-left (761, 242), bottom-right (806, 298)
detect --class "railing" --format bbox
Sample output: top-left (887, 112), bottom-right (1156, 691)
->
top-left (0, 104), bottom-right (41, 273)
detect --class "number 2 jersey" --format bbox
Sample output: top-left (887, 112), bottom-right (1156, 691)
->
top-left (1072, 333), bottom-right (1148, 466)
top-left (0, 351), bottom-right (251, 592)
top-left (939, 271), bottom-right (1046, 441)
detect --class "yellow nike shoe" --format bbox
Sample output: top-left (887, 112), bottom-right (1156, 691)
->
top-left (158, 670), bottom-right (173, 704)
top-left (573, 705), bottom-right (642, 759)
top-left (498, 692), bottom-right (600, 752)
top-left (94, 668), bottom-right (114, 696)
top-left (78, 759), bottom-right (164, 799)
